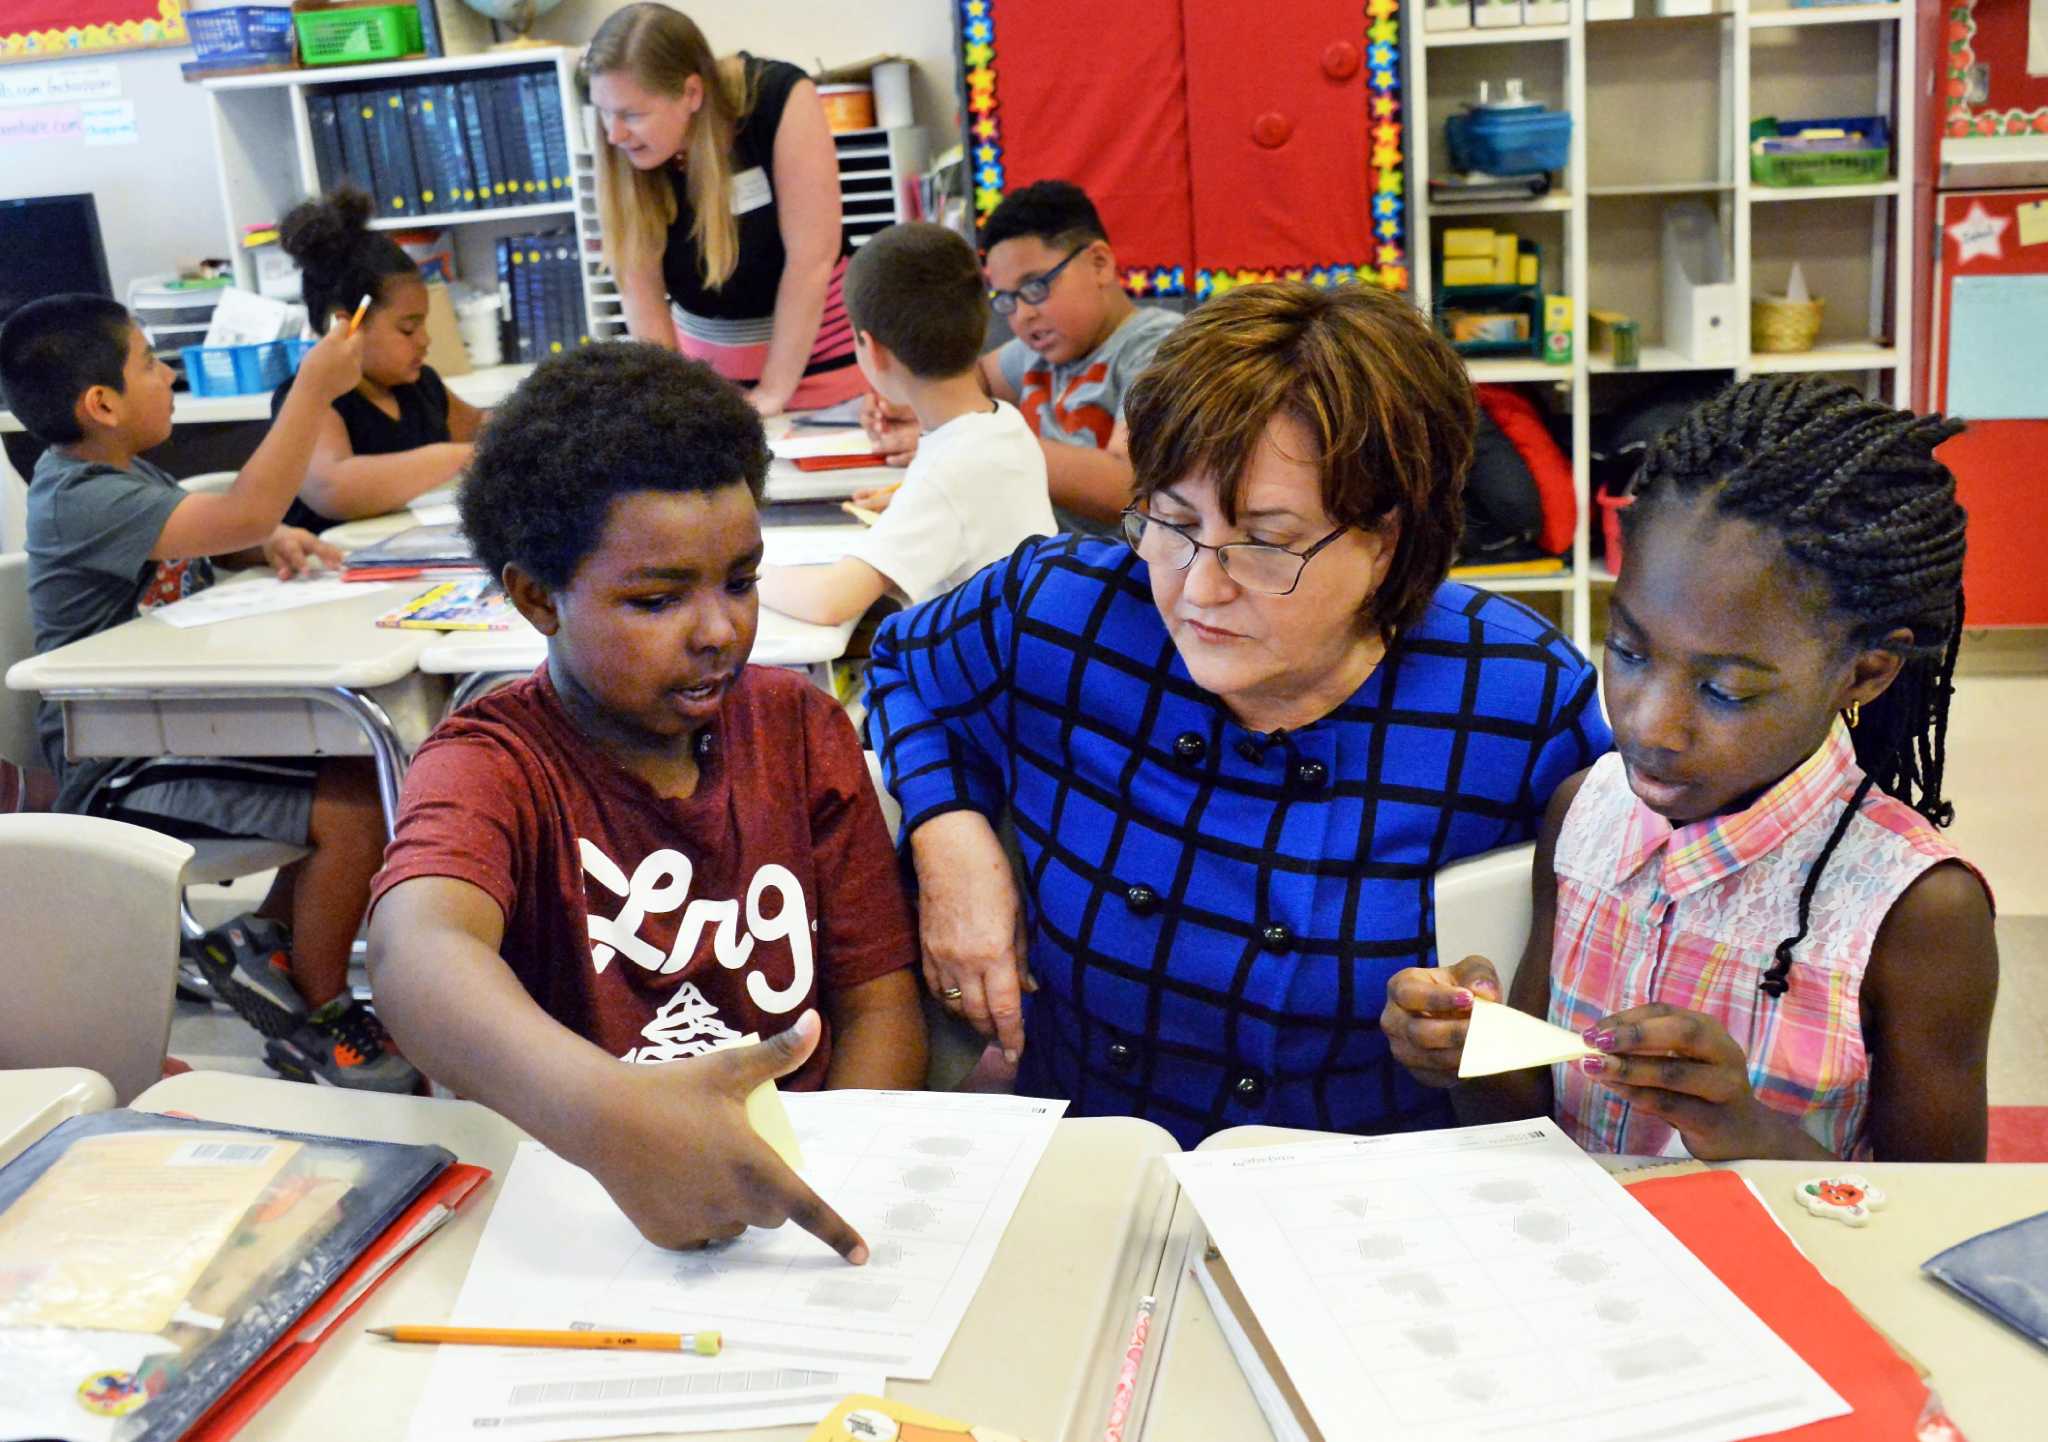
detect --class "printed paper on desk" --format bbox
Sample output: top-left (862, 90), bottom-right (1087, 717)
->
top-left (151, 576), bottom-right (393, 628)
top-left (764, 530), bottom-right (863, 569)
top-left (1166, 1118), bottom-right (1848, 1442)
top-left (770, 427), bottom-right (886, 461)
top-left (1458, 999), bottom-right (1600, 1078)
top-left (406, 1089), bottom-right (1067, 1442)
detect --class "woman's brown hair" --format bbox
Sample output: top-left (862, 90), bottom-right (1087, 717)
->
top-left (1123, 280), bottom-right (1475, 641)
top-left (581, 4), bottom-right (754, 288)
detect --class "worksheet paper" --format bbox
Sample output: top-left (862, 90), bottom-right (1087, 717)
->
top-left (1167, 1119), bottom-right (1848, 1442)
top-left (762, 528), bottom-right (863, 568)
top-left (150, 576), bottom-right (391, 628)
top-left (407, 1091), bottom-right (1066, 1441)
top-left (769, 427), bottom-right (884, 461)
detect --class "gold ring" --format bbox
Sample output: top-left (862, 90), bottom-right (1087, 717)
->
top-left (940, 986), bottom-right (964, 1001)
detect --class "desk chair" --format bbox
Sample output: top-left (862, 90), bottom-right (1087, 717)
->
top-left (1433, 840), bottom-right (1538, 1000)
top-left (0, 813), bottom-right (192, 1103)
top-left (0, 442), bottom-right (24, 555)
top-left (0, 552), bottom-right (309, 1000)
top-left (864, 750), bottom-right (991, 1091)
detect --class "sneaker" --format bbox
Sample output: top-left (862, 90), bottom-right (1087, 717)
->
top-left (264, 997), bottom-right (421, 1094)
top-left (190, 916), bottom-right (306, 1040)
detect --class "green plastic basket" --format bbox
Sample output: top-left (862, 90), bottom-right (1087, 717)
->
top-left (1749, 115), bottom-right (1891, 188)
top-left (293, 4), bottom-right (423, 66)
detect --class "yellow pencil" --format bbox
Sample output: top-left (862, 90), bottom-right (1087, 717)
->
top-left (345, 293), bottom-right (372, 336)
top-left (367, 1325), bottom-right (722, 1354)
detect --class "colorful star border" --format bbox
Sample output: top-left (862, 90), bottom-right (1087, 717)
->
top-left (1944, 0), bottom-right (2048, 139)
top-left (961, 0), bottom-right (1406, 300)
top-left (1, 1), bottom-right (186, 62)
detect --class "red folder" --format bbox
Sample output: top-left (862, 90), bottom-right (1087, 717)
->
top-left (183, 1161), bottom-right (492, 1441)
top-left (792, 452), bottom-right (890, 471)
top-left (1622, 1170), bottom-right (1949, 1440)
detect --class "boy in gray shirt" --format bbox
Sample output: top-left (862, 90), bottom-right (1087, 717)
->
top-left (0, 293), bottom-right (413, 1092)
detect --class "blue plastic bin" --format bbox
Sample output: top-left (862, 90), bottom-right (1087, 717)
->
top-left (1446, 102), bottom-right (1572, 176)
top-left (181, 341), bottom-right (293, 397)
top-left (188, 5), bottom-right (295, 64)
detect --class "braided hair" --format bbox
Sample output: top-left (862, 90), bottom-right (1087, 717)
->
top-left (1628, 374), bottom-right (1968, 997)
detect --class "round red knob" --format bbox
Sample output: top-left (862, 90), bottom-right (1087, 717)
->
top-left (1322, 41), bottom-right (1361, 80)
top-left (1252, 111), bottom-right (1294, 149)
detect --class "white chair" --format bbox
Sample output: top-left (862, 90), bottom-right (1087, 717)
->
top-left (864, 750), bottom-right (991, 1091)
top-left (1433, 840), bottom-right (1538, 1000)
top-left (0, 813), bottom-right (193, 1103)
top-left (0, 441), bottom-right (25, 555)
top-left (178, 471), bottom-right (237, 495)
top-left (0, 551), bottom-right (308, 990)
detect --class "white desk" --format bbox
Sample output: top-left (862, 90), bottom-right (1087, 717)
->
top-left (1145, 1128), bottom-right (2048, 1442)
top-left (132, 1071), bottom-right (1183, 1442)
top-left (0, 1066), bottom-right (114, 1168)
top-left (0, 363), bottom-right (535, 436)
top-left (4, 577), bottom-right (444, 829)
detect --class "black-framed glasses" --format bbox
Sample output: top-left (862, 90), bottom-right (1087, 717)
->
top-left (988, 244), bottom-right (1088, 316)
top-left (1120, 507), bottom-right (1350, 597)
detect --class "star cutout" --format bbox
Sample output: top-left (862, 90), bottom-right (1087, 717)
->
top-left (1948, 201), bottom-right (2008, 263)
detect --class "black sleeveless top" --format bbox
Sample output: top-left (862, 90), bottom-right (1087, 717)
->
top-left (270, 364), bottom-right (451, 532)
top-left (660, 55), bottom-right (850, 323)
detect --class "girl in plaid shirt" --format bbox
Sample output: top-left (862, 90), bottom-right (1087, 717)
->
top-left (1384, 376), bottom-right (1996, 1162)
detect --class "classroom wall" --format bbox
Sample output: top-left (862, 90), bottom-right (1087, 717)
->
top-left (0, 48), bottom-right (232, 301)
top-left (544, 0), bottom-right (959, 143)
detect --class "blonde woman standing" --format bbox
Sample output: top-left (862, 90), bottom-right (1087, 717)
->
top-left (582, 4), bottom-right (857, 415)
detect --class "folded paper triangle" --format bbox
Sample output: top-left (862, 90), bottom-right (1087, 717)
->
top-left (1458, 998), bottom-right (1601, 1078)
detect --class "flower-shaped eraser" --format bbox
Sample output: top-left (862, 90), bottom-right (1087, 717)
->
top-left (1795, 1174), bottom-right (1887, 1226)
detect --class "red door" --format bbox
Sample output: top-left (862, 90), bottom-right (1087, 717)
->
top-left (1179, 0), bottom-right (1373, 276)
top-left (979, 0), bottom-right (1197, 285)
top-left (1931, 189), bottom-right (2048, 627)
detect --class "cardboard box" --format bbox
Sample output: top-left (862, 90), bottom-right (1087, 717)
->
top-left (1425, 0), bottom-right (1473, 30)
top-left (1443, 228), bottom-right (1498, 258)
top-left (1542, 294), bottom-right (1573, 365)
top-left (1476, 0), bottom-right (1523, 26)
top-left (1442, 256), bottom-right (1499, 287)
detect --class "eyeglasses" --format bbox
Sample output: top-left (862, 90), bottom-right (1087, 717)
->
top-left (1121, 507), bottom-right (1350, 597)
top-left (988, 244), bottom-right (1088, 316)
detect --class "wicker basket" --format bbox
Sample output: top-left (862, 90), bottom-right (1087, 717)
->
top-left (1752, 296), bottom-right (1824, 353)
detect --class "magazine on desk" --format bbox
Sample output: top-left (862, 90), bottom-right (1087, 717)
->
top-left (340, 522), bottom-right (480, 583)
top-left (0, 1110), bottom-right (487, 1442)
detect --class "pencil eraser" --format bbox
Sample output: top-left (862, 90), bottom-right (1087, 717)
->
top-left (692, 1330), bottom-right (722, 1355)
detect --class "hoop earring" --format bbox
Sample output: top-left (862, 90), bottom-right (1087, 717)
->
top-left (1844, 700), bottom-right (1861, 729)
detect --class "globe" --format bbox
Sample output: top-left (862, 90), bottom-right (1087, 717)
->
top-left (460, 0), bottom-right (566, 44)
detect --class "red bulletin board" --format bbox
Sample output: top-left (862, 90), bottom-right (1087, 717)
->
top-left (0, 1), bottom-right (187, 65)
top-left (1942, 0), bottom-right (2048, 139)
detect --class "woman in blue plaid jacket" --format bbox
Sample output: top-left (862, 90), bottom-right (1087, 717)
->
top-left (867, 281), bottom-right (1612, 1146)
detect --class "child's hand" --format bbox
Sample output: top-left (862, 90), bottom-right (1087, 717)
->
top-left (849, 482), bottom-right (898, 513)
top-left (859, 393), bottom-right (919, 468)
top-left (1578, 1003), bottom-right (1787, 1160)
top-left (262, 525), bottom-right (343, 579)
top-left (584, 1011), bottom-right (870, 1259)
top-left (1380, 956), bottom-right (1504, 1087)
top-left (297, 323), bottom-right (366, 402)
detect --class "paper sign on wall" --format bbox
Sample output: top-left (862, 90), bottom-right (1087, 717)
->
top-left (80, 99), bottom-right (136, 146)
top-left (0, 104), bottom-right (79, 142)
top-left (2019, 200), bottom-right (2048, 249)
top-left (1947, 274), bottom-right (2048, 421)
top-left (2032, 0), bottom-right (2048, 77)
top-left (0, 63), bottom-right (119, 106)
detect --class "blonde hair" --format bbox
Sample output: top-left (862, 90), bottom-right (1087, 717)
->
top-left (582, 4), bottom-right (756, 289)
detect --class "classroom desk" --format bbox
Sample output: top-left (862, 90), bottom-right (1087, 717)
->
top-left (131, 1071), bottom-right (1186, 1442)
top-left (1144, 1128), bottom-right (2048, 1442)
top-left (0, 1067), bottom-right (114, 1168)
top-left (4, 578), bottom-right (444, 831)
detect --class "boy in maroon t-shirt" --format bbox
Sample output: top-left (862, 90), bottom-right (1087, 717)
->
top-left (366, 344), bottom-right (926, 1260)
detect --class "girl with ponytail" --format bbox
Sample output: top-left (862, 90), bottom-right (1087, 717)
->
top-left (273, 184), bottom-right (485, 528)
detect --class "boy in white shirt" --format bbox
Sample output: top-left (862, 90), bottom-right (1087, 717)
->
top-left (757, 223), bottom-right (1053, 625)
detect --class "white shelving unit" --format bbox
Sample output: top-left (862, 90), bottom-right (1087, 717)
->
top-left (834, 125), bottom-right (929, 248)
top-left (1408, 0), bottom-right (1916, 653)
top-left (203, 47), bottom-right (626, 352)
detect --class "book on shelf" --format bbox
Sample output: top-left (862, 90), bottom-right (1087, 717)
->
top-left (308, 67), bottom-right (560, 215)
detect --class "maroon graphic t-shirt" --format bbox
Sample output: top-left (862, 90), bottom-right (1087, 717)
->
top-left (370, 665), bottom-right (915, 1087)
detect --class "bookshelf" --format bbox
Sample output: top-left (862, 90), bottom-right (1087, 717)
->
top-left (203, 47), bottom-right (622, 358)
top-left (1407, 1), bottom-right (1917, 654)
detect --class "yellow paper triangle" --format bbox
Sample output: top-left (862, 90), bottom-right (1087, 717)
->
top-left (1458, 998), bottom-right (1601, 1079)
top-left (733, 1033), bottom-right (804, 1172)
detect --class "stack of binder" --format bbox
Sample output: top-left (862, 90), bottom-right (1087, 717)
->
top-left (305, 67), bottom-right (573, 221)
top-left (495, 230), bottom-right (589, 362)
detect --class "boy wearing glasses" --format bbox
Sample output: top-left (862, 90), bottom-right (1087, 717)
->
top-left (861, 181), bottom-right (1179, 531)
top-left (758, 223), bottom-right (1053, 626)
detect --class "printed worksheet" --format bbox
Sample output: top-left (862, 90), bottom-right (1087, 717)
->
top-left (408, 1091), bottom-right (1067, 1440)
top-left (1168, 1119), bottom-right (1849, 1442)
top-left (150, 576), bottom-right (389, 628)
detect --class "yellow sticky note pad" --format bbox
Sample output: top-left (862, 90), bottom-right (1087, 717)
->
top-left (2018, 200), bottom-right (2048, 249)
top-left (734, 1033), bottom-right (804, 1172)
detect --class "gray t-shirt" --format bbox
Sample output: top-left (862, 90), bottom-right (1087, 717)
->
top-left (995, 305), bottom-right (1180, 536)
top-left (25, 448), bottom-right (212, 802)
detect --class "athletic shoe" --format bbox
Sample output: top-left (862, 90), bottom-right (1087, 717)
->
top-left (189, 915), bottom-right (306, 1040)
top-left (264, 997), bottom-right (421, 1094)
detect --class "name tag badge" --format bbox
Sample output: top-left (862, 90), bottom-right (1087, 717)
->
top-left (730, 166), bottom-right (772, 215)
